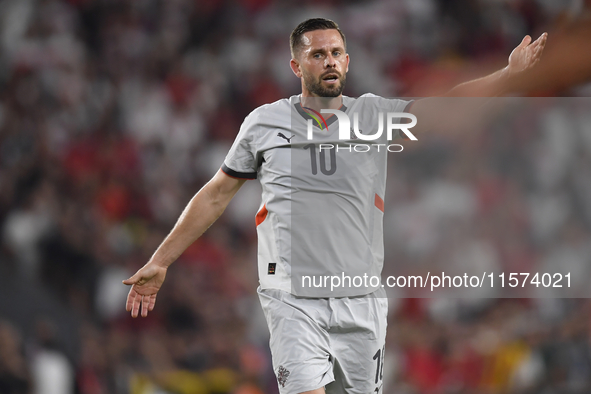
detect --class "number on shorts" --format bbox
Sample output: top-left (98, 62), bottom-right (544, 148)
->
top-left (373, 346), bottom-right (385, 385)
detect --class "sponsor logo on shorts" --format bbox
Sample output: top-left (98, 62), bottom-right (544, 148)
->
top-left (277, 365), bottom-right (290, 387)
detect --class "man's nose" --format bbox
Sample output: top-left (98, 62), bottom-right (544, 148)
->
top-left (325, 54), bottom-right (336, 68)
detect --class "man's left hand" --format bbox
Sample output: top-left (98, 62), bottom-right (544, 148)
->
top-left (507, 33), bottom-right (548, 74)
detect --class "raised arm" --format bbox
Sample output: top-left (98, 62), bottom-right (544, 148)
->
top-left (409, 33), bottom-right (547, 136)
top-left (123, 170), bottom-right (247, 318)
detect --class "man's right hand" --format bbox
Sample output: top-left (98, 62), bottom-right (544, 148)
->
top-left (123, 263), bottom-right (167, 318)
top-left (121, 169), bottom-right (246, 319)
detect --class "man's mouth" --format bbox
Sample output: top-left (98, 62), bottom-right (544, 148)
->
top-left (322, 73), bottom-right (340, 84)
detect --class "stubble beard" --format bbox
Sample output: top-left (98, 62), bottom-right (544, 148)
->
top-left (303, 70), bottom-right (346, 98)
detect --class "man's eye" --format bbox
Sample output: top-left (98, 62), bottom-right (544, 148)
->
top-left (313, 53), bottom-right (322, 59)
top-left (333, 51), bottom-right (341, 56)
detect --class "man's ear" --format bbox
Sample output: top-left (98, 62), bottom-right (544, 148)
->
top-left (345, 53), bottom-right (350, 74)
top-left (290, 58), bottom-right (302, 78)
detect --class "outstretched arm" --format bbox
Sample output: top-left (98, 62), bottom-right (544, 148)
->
top-left (123, 169), bottom-right (246, 318)
top-left (409, 33), bottom-right (547, 135)
top-left (446, 33), bottom-right (547, 97)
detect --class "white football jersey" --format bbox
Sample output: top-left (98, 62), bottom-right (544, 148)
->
top-left (222, 94), bottom-right (412, 297)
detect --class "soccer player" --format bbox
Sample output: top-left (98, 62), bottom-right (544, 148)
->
top-left (123, 18), bottom-right (546, 394)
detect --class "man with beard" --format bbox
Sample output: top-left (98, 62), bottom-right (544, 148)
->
top-left (123, 18), bottom-right (546, 394)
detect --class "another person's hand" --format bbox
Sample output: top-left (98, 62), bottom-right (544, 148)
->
top-left (123, 262), bottom-right (167, 318)
top-left (507, 33), bottom-right (548, 74)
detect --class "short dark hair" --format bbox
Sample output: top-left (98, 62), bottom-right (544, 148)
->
top-left (290, 18), bottom-right (346, 59)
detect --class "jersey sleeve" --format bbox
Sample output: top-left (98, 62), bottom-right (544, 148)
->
top-left (221, 110), bottom-right (260, 179)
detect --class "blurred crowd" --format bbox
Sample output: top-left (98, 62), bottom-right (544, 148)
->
top-left (382, 96), bottom-right (591, 393)
top-left (0, 0), bottom-right (590, 393)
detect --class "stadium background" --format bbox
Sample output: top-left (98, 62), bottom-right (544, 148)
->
top-left (1, 0), bottom-right (591, 393)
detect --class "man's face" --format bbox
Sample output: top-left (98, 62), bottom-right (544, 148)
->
top-left (291, 29), bottom-right (349, 97)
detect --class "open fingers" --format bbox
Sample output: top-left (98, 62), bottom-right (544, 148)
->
top-left (148, 294), bottom-right (157, 311)
top-left (132, 293), bottom-right (142, 318)
top-left (126, 287), bottom-right (137, 312)
top-left (531, 33), bottom-right (547, 50)
top-left (531, 34), bottom-right (547, 63)
top-left (128, 291), bottom-right (156, 318)
top-left (533, 44), bottom-right (543, 60)
top-left (520, 35), bottom-right (532, 48)
top-left (126, 284), bottom-right (159, 317)
top-left (141, 295), bottom-right (149, 317)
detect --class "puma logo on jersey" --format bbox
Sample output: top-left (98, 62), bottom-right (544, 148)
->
top-left (277, 133), bottom-right (295, 143)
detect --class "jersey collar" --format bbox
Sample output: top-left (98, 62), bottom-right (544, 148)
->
top-left (294, 98), bottom-right (348, 130)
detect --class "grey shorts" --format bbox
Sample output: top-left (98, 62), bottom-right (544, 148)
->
top-left (258, 286), bottom-right (388, 394)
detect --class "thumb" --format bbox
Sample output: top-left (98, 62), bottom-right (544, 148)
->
top-left (519, 35), bottom-right (532, 47)
top-left (122, 273), bottom-right (141, 286)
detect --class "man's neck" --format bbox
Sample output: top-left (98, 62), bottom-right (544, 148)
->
top-left (300, 94), bottom-right (342, 112)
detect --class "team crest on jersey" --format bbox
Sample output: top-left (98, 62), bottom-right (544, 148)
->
top-left (277, 365), bottom-right (290, 387)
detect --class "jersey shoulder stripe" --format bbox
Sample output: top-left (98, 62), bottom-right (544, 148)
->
top-left (221, 163), bottom-right (257, 179)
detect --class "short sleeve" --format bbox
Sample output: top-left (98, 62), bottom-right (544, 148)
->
top-left (221, 111), bottom-right (259, 180)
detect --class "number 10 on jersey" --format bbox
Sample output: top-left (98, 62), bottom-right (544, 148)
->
top-left (303, 144), bottom-right (336, 175)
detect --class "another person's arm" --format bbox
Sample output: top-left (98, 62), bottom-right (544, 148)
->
top-left (123, 170), bottom-right (246, 318)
